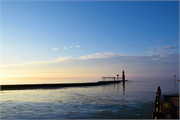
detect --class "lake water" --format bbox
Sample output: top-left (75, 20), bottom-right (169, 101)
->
top-left (0, 77), bottom-right (179, 119)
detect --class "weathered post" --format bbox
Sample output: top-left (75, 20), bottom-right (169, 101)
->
top-left (152, 86), bottom-right (167, 119)
top-left (174, 75), bottom-right (176, 81)
top-left (122, 70), bottom-right (125, 82)
top-left (157, 86), bottom-right (161, 96)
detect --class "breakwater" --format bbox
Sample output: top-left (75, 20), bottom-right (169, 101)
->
top-left (1, 80), bottom-right (126, 91)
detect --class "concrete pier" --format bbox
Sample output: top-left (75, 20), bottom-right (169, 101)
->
top-left (1, 80), bottom-right (126, 91)
top-left (1, 71), bottom-right (127, 91)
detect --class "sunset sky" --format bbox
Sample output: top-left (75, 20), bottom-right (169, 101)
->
top-left (1, 1), bottom-right (179, 84)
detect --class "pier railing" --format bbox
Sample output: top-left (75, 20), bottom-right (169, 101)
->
top-left (101, 77), bottom-right (122, 81)
top-left (152, 86), bottom-right (167, 119)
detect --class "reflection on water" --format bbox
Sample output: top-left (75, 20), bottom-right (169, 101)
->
top-left (174, 81), bottom-right (179, 91)
top-left (122, 81), bottom-right (125, 100)
top-left (112, 81), bottom-right (125, 94)
top-left (0, 78), bottom-right (179, 119)
top-left (122, 81), bottom-right (125, 92)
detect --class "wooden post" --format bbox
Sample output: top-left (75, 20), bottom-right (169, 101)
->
top-left (153, 86), bottom-right (166, 119)
top-left (157, 86), bottom-right (161, 96)
top-left (152, 111), bottom-right (160, 119)
top-left (155, 99), bottom-right (159, 112)
top-left (174, 75), bottom-right (176, 81)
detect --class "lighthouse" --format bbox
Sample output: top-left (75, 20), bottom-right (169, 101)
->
top-left (122, 70), bottom-right (125, 82)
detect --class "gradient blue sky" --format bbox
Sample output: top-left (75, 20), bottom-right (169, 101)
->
top-left (1, 1), bottom-right (179, 81)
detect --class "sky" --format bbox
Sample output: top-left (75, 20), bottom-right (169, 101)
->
top-left (1, 1), bottom-right (179, 84)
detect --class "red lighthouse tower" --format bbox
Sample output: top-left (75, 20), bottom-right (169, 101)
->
top-left (122, 70), bottom-right (125, 82)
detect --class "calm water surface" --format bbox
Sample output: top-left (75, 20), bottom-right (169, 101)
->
top-left (0, 78), bottom-right (179, 119)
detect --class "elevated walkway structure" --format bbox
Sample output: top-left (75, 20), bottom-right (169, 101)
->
top-left (101, 76), bottom-right (122, 81)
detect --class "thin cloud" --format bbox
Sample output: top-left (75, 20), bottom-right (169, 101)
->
top-left (3, 53), bottom-right (178, 78)
top-left (142, 42), bottom-right (147, 44)
top-left (2, 56), bottom-right (71, 66)
top-left (70, 46), bottom-right (73, 48)
top-left (145, 51), bottom-right (154, 54)
top-left (146, 44), bottom-right (178, 55)
top-left (2, 52), bottom-right (179, 78)
top-left (125, 45), bottom-right (128, 47)
top-left (19, 56), bottom-right (72, 66)
top-left (77, 52), bottom-right (123, 60)
top-left (156, 39), bottom-right (164, 43)
top-left (52, 47), bottom-right (59, 51)
top-left (63, 47), bottom-right (68, 50)
top-left (110, 39), bottom-right (113, 41)
top-left (75, 45), bottom-right (80, 48)
top-left (159, 45), bottom-right (178, 50)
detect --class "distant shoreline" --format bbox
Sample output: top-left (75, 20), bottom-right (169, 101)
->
top-left (1, 80), bottom-right (127, 91)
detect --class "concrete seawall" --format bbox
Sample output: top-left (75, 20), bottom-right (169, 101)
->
top-left (1, 80), bottom-right (126, 91)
